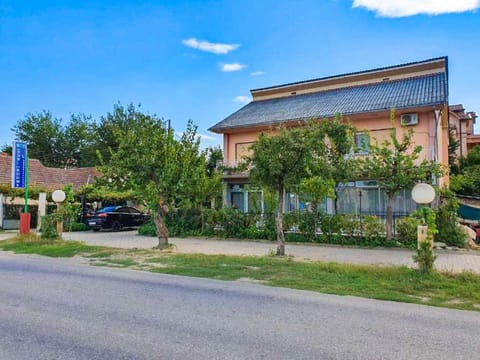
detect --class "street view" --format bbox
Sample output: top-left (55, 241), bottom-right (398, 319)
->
top-left (1, 1), bottom-right (480, 359)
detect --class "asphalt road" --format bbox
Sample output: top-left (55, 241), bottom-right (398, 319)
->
top-left (1, 253), bottom-right (479, 360)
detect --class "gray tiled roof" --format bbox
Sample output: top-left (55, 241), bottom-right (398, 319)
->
top-left (210, 73), bottom-right (447, 132)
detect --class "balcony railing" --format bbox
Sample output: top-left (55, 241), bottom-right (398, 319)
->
top-left (217, 160), bottom-right (249, 175)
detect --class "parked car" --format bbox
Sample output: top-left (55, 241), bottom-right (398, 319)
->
top-left (78, 208), bottom-right (96, 224)
top-left (87, 206), bottom-right (150, 231)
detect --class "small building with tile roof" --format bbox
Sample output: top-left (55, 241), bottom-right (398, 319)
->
top-left (0, 153), bottom-right (101, 229)
top-left (210, 57), bottom-right (450, 215)
top-left (0, 152), bottom-right (100, 192)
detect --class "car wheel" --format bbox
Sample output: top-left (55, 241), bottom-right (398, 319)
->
top-left (92, 228), bottom-right (100, 232)
top-left (112, 221), bottom-right (122, 232)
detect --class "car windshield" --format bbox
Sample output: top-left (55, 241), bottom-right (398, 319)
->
top-left (96, 206), bottom-right (118, 213)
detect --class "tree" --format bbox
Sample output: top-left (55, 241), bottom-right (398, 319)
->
top-left (451, 146), bottom-right (480, 196)
top-left (247, 117), bottom-right (355, 256)
top-left (448, 129), bottom-right (460, 175)
top-left (11, 111), bottom-right (97, 167)
top-left (1, 144), bottom-right (12, 154)
top-left (247, 126), bottom-right (310, 256)
top-left (302, 116), bottom-right (356, 209)
top-left (450, 165), bottom-right (480, 196)
top-left (94, 103), bottom-right (144, 165)
top-left (459, 145), bottom-right (480, 170)
top-left (205, 147), bottom-right (223, 177)
top-left (12, 111), bottom-right (63, 167)
top-left (100, 114), bottom-right (217, 249)
top-left (357, 111), bottom-right (443, 241)
top-left (58, 115), bottom-right (97, 167)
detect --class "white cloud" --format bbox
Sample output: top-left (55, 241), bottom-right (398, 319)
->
top-left (221, 63), bottom-right (246, 72)
top-left (233, 96), bottom-right (251, 104)
top-left (182, 38), bottom-right (239, 54)
top-left (250, 71), bottom-right (265, 76)
top-left (352, 0), bottom-right (480, 17)
top-left (175, 131), bottom-right (217, 142)
top-left (197, 133), bottom-right (216, 141)
top-left (199, 133), bottom-right (223, 149)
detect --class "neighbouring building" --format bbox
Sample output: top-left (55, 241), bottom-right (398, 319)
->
top-left (0, 153), bottom-right (100, 229)
top-left (449, 104), bottom-right (480, 157)
top-left (210, 57), bottom-right (452, 216)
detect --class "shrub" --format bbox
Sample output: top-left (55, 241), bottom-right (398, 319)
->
top-left (40, 214), bottom-right (58, 239)
top-left (282, 212), bottom-right (299, 232)
top-left (241, 226), bottom-right (266, 239)
top-left (298, 212), bottom-right (321, 240)
top-left (435, 189), bottom-right (467, 248)
top-left (284, 232), bottom-right (311, 242)
top-left (413, 240), bottom-right (437, 273)
top-left (138, 219), bottom-right (157, 237)
top-left (218, 207), bottom-right (246, 238)
top-left (362, 215), bottom-right (384, 240)
top-left (342, 216), bottom-right (362, 238)
top-left (318, 214), bottom-right (345, 242)
top-left (396, 216), bottom-right (421, 248)
top-left (65, 222), bottom-right (89, 232)
top-left (166, 209), bottom-right (203, 237)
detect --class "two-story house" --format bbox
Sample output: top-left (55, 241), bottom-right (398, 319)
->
top-left (210, 57), bottom-right (450, 216)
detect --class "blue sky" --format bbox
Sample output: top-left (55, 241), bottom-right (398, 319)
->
top-left (1, 0), bottom-right (480, 149)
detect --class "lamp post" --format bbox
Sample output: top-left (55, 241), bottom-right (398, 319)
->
top-left (411, 183), bottom-right (436, 249)
top-left (52, 190), bottom-right (66, 238)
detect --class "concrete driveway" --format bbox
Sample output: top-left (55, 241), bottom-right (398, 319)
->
top-left (62, 230), bottom-right (480, 274)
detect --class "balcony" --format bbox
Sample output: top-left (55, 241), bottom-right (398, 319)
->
top-left (217, 160), bottom-right (249, 179)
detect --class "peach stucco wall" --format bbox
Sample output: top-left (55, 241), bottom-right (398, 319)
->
top-left (351, 112), bottom-right (433, 151)
top-left (222, 109), bottom-right (449, 184)
top-left (224, 131), bottom-right (261, 163)
top-left (224, 111), bottom-right (438, 162)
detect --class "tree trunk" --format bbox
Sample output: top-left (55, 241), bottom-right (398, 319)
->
top-left (153, 203), bottom-right (169, 249)
top-left (386, 193), bottom-right (394, 241)
top-left (276, 187), bottom-right (285, 256)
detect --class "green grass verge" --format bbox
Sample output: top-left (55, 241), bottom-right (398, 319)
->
top-left (98, 252), bottom-right (480, 311)
top-left (0, 234), bottom-right (107, 257)
top-left (1, 235), bottom-right (480, 311)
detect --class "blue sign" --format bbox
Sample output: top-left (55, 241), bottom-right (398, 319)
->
top-left (11, 141), bottom-right (27, 189)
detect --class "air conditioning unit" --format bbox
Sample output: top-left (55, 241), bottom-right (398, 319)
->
top-left (400, 113), bottom-right (418, 126)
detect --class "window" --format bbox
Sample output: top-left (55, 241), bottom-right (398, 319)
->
top-left (235, 142), bottom-right (254, 162)
top-left (354, 132), bottom-right (370, 154)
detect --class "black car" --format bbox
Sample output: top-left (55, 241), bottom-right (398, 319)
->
top-left (87, 206), bottom-right (150, 231)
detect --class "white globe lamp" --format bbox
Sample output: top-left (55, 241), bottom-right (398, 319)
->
top-left (411, 183), bottom-right (435, 205)
top-left (52, 190), bottom-right (66, 203)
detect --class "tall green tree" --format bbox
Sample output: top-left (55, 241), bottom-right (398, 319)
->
top-left (12, 110), bottom-right (63, 167)
top-left (100, 114), bottom-right (217, 249)
top-left (302, 116), bottom-right (356, 208)
top-left (357, 111), bottom-right (443, 240)
top-left (11, 111), bottom-right (97, 167)
top-left (247, 117), bottom-right (355, 256)
top-left (248, 126), bottom-right (309, 256)
top-left (58, 114), bottom-right (97, 167)
top-left (94, 103), bottom-right (146, 164)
